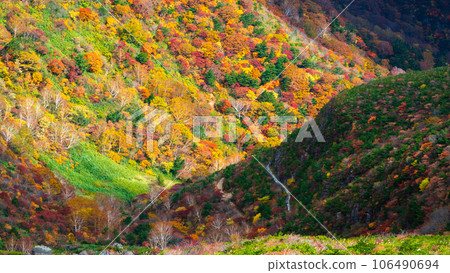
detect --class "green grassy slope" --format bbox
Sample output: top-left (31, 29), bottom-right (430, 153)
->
top-left (218, 234), bottom-right (450, 255)
top-left (42, 144), bottom-right (152, 201)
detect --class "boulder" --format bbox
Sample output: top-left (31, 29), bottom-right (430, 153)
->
top-left (79, 250), bottom-right (96, 255)
top-left (390, 67), bottom-right (406, 76)
top-left (32, 246), bottom-right (52, 255)
top-left (112, 242), bottom-right (123, 249)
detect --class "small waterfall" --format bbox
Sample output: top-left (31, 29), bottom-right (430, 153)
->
top-left (265, 164), bottom-right (290, 212)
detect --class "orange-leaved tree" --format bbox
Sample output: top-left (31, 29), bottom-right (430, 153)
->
top-left (84, 52), bottom-right (103, 74)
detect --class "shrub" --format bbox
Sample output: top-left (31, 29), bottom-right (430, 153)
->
top-left (106, 110), bottom-right (124, 123)
top-left (136, 52), bottom-right (149, 64)
top-left (75, 53), bottom-right (90, 72)
top-left (419, 178), bottom-right (430, 192)
top-left (202, 202), bottom-right (213, 217)
top-left (349, 239), bottom-right (375, 254)
top-left (48, 59), bottom-right (65, 75)
top-left (257, 203), bottom-right (272, 219)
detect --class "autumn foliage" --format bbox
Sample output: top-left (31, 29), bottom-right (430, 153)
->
top-left (0, 0), bottom-right (446, 252)
top-left (48, 59), bottom-right (65, 75)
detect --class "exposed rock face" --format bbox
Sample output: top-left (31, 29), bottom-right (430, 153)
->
top-left (32, 246), bottom-right (52, 255)
top-left (216, 178), bottom-right (232, 201)
top-left (391, 67), bottom-right (406, 76)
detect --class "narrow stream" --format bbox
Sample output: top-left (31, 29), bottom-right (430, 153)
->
top-left (265, 164), bottom-right (290, 212)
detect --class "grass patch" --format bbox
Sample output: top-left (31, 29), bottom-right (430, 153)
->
top-left (218, 235), bottom-right (450, 255)
top-left (42, 144), bottom-right (153, 201)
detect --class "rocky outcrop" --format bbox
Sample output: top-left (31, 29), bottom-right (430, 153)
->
top-left (32, 246), bottom-right (52, 255)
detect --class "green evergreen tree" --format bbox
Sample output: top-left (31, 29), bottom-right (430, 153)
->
top-left (254, 41), bottom-right (268, 58)
top-left (260, 63), bottom-right (277, 85)
top-left (280, 76), bottom-right (291, 91)
top-left (205, 69), bottom-right (216, 86)
top-left (136, 52), bottom-right (149, 64)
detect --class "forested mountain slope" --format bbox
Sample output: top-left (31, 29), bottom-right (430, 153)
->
top-left (0, 0), bottom-right (447, 251)
top-left (268, 0), bottom-right (449, 70)
top-left (164, 67), bottom-right (449, 239)
top-left (0, 0), bottom-right (392, 200)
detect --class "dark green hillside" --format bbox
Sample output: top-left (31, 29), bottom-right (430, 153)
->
top-left (220, 66), bottom-right (449, 236)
